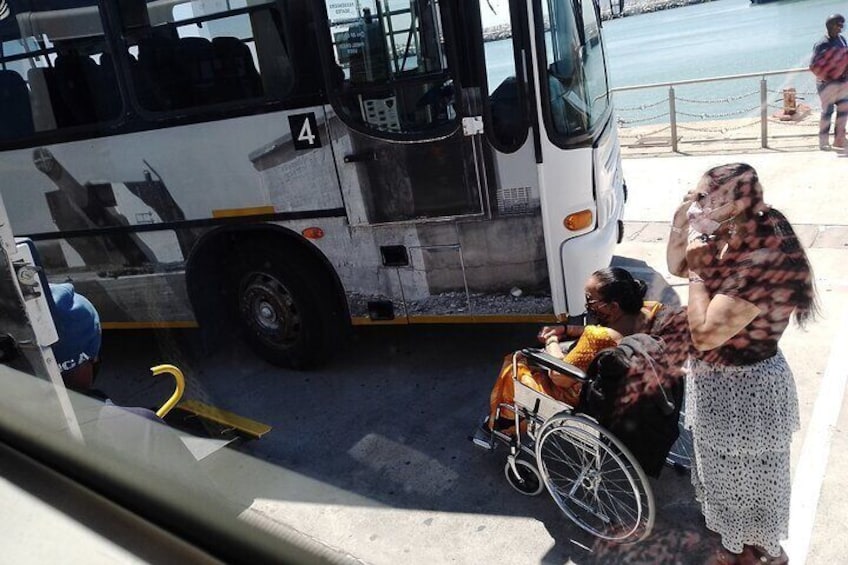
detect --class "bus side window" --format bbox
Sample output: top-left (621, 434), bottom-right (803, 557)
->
top-left (0, 70), bottom-right (35, 140)
top-left (176, 37), bottom-right (218, 107)
top-left (50, 51), bottom-right (97, 127)
top-left (250, 10), bottom-right (294, 100)
top-left (96, 52), bottom-right (124, 120)
top-left (134, 33), bottom-right (184, 111)
top-left (211, 37), bottom-right (263, 102)
top-left (40, 48), bottom-right (122, 130)
top-left (125, 2), bottom-right (292, 111)
top-left (28, 68), bottom-right (58, 132)
top-left (0, 0), bottom-right (121, 141)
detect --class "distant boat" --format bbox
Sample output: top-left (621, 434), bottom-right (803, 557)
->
top-left (751, 0), bottom-right (781, 4)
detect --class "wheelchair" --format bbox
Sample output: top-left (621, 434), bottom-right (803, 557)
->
top-left (474, 348), bottom-right (656, 544)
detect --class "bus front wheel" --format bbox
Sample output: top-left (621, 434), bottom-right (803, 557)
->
top-left (232, 250), bottom-right (328, 368)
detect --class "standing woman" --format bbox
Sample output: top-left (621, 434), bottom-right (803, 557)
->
top-left (667, 163), bottom-right (817, 565)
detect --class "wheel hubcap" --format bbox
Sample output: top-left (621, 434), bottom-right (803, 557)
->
top-left (239, 272), bottom-right (300, 349)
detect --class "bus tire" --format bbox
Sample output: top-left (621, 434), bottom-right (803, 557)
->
top-left (230, 247), bottom-right (329, 369)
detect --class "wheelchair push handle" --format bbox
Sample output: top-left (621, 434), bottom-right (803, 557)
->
top-left (151, 364), bottom-right (185, 419)
top-left (519, 348), bottom-right (588, 382)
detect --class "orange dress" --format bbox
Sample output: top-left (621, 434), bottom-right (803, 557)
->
top-left (487, 301), bottom-right (663, 430)
top-left (487, 325), bottom-right (618, 428)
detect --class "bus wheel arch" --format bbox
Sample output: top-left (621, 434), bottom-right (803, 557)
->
top-left (185, 225), bottom-right (349, 368)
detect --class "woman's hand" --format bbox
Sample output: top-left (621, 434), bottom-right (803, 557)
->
top-left (667, 190), bottom-right (699, 277)
top-left (685, 237), bottom-right (716, 276)
top-left (537, 325), bottom-right (565, 344)
top-left (544, 340), bottom-right (565, 359)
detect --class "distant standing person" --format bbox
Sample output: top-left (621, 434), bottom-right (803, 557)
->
top-left (810, 14), bottom-right (848, 150)
top-left (667, 163), bottom-right (817, 565)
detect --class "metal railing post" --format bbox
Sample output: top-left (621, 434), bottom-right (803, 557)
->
top-left (669, 85), bottom-right (678, 152)
top-left (760, 77), bottom-right (768, 148)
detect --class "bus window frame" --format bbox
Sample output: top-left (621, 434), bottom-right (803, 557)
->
top-left (311, 1), bottom-right (462, 144)
top-left (477, 0), bottom-right (531, 155)
top-left (532, 0), bottom-right (612, 150)
top-left (114, 2), bottom-right (296, 119)
top-left (0, 0), bottom-right (126, 147)
top-left (0, 0), bottom-right (325, 152)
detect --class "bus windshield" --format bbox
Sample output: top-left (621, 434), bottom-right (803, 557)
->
top-left (542, 0), bottom-right (610, 140)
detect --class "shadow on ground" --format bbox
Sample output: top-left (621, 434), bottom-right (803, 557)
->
top-left (93, 260), bottom-right (714, 563)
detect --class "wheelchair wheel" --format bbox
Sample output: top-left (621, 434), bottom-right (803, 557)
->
top-left (666, 410), bottom-right (693, 472)
top-left (534, 413), bottom-right (655, 543)
top-left (504, 458), bottom-right (544, 496)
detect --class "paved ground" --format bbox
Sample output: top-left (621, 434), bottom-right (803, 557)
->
top-left (88, 146), bottom-right (847, 564)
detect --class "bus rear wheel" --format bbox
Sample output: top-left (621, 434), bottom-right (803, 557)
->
top-left (231, 250), bottom-right (328, 368)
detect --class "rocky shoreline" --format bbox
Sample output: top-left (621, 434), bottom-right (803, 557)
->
top-left (602, 0), bottom-right (716, 19)
top-left (482, 0), bottom-right (716, 42)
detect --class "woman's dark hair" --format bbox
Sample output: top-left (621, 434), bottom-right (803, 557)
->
top-left (758, 208), bottom-right (819, 327)
top-left (703, 163), bottom-right (818, 327)
top-left (700, 163), bottom-right (763, 211)
top-left (592, 267), bottom-right (647, 314)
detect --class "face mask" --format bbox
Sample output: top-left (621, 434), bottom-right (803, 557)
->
top-left (687, 201), bottom-right (733, 236)
top-left (586, 304), bottom-right (610, 326)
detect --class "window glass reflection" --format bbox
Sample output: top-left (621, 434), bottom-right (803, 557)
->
top-left (324, 0), bottom-right (456, 135)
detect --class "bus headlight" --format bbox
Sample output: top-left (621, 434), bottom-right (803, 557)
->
top-left (563, 210), bottom-right (593, 231)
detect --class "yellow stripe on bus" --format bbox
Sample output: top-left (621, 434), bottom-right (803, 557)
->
top-left (211, 205), bottom-right (276, 218)
top-left (105, 315), bottom-right (556, 330)
top-left (101, 321), bottom-right (199, 330)
top-left (351, 314), bottom-right (557, 326)
top-left (350, 317), bottom-right (409, 326)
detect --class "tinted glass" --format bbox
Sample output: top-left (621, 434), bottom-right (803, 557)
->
top-left (0, 0), bottom-right (121, 138)
top-left (324, 0), bottom-right (456, 136)
top-left (123, 0), bottom-right (291, 111)
top-left (542, 0), bottom-right (610, 140)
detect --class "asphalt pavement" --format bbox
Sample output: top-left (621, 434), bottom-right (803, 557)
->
top-left (92, 147), bottom-right (848, 564)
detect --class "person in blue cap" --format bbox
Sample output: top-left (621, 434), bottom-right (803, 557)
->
top-left (49, 282), bottom-right (102, 390)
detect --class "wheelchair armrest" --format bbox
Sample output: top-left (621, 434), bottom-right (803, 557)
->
top-left (520, 348), bottom-right (588, 382)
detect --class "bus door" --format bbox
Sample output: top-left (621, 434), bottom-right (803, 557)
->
top-left (317, 1), bottom-right (486, 226)
top-left (315, 1), bottom-right (495, 321)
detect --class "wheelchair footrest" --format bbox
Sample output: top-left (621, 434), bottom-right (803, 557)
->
top-left (174, 399), bottom-right (272, 439)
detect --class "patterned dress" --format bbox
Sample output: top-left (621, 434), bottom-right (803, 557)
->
top-left (686, 237), bottom-right (803, 555)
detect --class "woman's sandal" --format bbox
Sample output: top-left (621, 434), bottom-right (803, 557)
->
top-left (707, 548), bottom-right (744, 565)
top-left (745, 546), bottom-right (788, 565)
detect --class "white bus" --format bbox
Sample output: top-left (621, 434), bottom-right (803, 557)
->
top-left (0, 0), bottom-right (626, 367)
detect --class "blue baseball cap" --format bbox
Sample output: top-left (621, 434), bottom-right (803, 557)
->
top-left (49, 283), bottom-right (101, 374)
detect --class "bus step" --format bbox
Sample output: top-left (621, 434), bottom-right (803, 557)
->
top-left (174, 399), bottom-right (272, 439)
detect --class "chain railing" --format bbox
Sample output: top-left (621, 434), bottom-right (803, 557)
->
top-left (611, 67), bottom-right (817, 152)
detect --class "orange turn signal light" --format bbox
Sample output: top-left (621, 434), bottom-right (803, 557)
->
top-left (564, 210), bottom-right (593, 231)
top-left (302, 227), bottom-right (325, 240)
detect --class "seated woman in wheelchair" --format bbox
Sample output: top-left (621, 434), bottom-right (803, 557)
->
top-left (487, 267), bottom-right (680, 434)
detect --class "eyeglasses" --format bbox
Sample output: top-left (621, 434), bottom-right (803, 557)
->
top-left (585, 294), bottom-right (603, 306)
